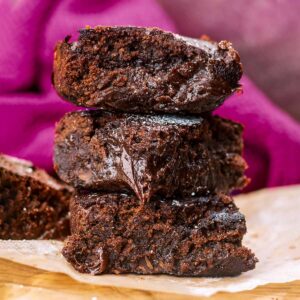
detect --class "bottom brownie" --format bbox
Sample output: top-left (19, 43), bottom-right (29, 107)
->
top-left (62, 192), bottom-right (257, 276)
top-left (0, 154), bottom-right (72, 239)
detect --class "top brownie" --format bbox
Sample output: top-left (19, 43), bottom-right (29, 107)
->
top-left (53, 26), bottom-right (242, 114)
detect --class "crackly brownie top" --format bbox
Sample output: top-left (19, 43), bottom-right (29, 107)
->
top-left (62, 110), bottom-right (205, 128)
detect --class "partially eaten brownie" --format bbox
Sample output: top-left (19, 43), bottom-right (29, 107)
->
top-left (0, 154), bottom-right (72, 239)
top-left (54, 111), bottom-right (248, 202)
top-left (62, 192), bottom-right (257, 276)
top-left (53, 26), bottom-right (242, 114)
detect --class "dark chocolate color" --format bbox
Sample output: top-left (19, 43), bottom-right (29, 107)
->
top-left (62, 192), bottom-right (257, 276)
top-left (0, 154), bottom-right (72, 239)
top-left (54, 111), bottom-right (248, 202)
top-left (53, 26), bottom-right (242, 114)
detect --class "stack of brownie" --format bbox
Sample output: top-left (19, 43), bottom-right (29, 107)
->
top-left (53, 26), bottom-right (257, 276)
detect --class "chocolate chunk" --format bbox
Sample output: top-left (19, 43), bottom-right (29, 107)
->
top-left (53, 26), bottom-right (242, 114)
top-left (54, 111), bottom-right (248, 202)
top-left (0, 154), bottom-right (72, 239)
top-left (62, 192), bottom-right (257, 276)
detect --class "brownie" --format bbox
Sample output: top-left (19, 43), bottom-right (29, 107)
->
top-left (54, 111), bottom-right (248, 202)
top-left (53, 26), bottom-right (242, 114)
top-left (62, 192), bottom-right (257, 276)
top-left (0, 154), bottom-right (72, 239)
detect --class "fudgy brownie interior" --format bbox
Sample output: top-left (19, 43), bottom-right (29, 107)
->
top-left (53, 26), bottom-right (242, 114)
top-left (54, 111), bottom-right (248, 202)
top-left (62, 192), bottom-right (257, 276)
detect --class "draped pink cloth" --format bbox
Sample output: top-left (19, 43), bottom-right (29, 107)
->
top-left (0, 0), bottom-right (299, 191)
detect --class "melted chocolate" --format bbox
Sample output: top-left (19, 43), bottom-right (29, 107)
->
top-left (54, 111), bottom-right (248, 202)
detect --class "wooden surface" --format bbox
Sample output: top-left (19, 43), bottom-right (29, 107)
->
top-left (1, 259), bottom-right (300, 299)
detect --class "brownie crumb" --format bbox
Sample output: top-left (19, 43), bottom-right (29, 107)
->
top-left (0, 154), bottom-right (72, 239)
top-left (53, 26), bottom-right (242, 114)
top-left (62, 192), bottom-right (257, 276)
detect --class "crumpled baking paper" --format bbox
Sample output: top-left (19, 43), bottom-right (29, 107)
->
top-left (0, 185), bottom-right (300, 297)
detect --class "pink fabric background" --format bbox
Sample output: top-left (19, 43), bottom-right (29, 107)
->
top-left (159, 0), bottom-right (300, 122)
top-left (0, 0), bottom-right (299, 192)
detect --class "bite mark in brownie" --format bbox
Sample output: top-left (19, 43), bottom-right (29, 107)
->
top-left (62, 192), bottom-right (257, 276)
top-left (54, 111), bottom-right (248, 202)
top-left (53, 26), bottom-right (242, 114)
top-left (0, 154), bottom-right (72, 239)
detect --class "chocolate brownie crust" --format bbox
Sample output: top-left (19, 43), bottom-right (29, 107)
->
top-left (54, 111), bottom-right (248, 202)
top-left (0, 154), bottom-right (72, 239)
top-left (62, 192), bottom-right (257, 276)
top-left (53, 26), bottom-right (242, 114)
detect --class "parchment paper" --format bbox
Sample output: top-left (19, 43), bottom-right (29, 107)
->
top-left (0, 185), bottom-right (300, 297)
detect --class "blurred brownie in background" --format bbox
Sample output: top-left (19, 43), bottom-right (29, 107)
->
top-left (0, 154), bottom-right (72, 239)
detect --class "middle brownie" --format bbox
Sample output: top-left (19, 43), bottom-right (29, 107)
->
top-left (54, 111), bottom-right (248, 202)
